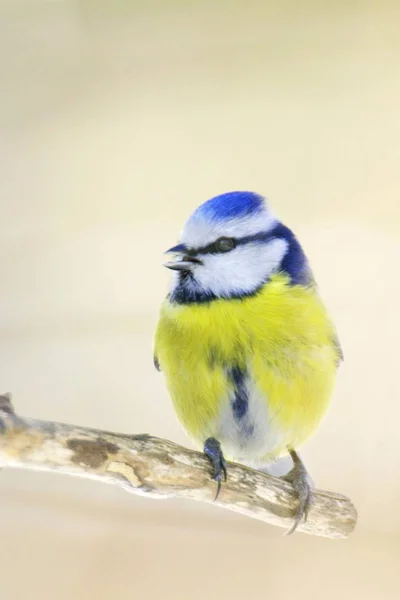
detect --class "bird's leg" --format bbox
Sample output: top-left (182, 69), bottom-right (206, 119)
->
top-left (203, 437), bottom-right (227, 501)
top-left (282, 449), bottom-right (313, 535)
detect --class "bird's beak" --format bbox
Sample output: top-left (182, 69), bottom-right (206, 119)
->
top-left (163, 244), bottom-right (202, 271)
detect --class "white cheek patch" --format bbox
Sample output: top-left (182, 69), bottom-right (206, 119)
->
top-left (181, 209), bottom-right (277, 249)
top-left (193, 238), bottom-right (288, 297)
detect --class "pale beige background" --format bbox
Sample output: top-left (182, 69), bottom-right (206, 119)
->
top-left (0, 1), bottom-right (399, 599)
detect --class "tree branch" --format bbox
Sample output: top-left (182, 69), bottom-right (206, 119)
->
top-left (0, 394), bottom-right (357, 539)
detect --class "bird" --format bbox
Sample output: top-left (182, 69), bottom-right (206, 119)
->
top-left (154, 191), bottom-right (342, 533)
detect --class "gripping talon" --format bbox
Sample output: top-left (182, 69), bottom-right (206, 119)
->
top-left (203, 437), bottom-right (227, 500)
top-left (215, 478), bottom-right (222, 502)
top-left (282, 449), bottom-right (313, 535)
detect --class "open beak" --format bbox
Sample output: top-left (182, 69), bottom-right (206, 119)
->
top-left (163, 244), bottom-right (202, 271)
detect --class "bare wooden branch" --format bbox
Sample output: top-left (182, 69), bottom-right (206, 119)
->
top-left (0, 394), bottom-right (357, 539)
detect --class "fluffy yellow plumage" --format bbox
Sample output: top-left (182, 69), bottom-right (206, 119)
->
top-left (154, 191), bottom-right (341, 531)
top-left (155, 273), bottom-right (339, 464)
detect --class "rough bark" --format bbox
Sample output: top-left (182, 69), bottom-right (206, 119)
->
top-left (0, 394), bottom-right (357, 539)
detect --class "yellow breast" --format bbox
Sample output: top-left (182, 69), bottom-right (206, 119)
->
top-left (154, 274), bottom-right (340, 462)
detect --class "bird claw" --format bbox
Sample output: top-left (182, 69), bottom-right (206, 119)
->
top-left (282, 449), bottom-right (313, 535)
top-left (203, 437), bottom-right (227, 500)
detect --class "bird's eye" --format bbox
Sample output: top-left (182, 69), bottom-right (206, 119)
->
top-left (216, 237), bottom-right (236, 252)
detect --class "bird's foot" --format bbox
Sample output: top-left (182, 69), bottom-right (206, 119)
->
top-left (282, 449), bottom-right (313, 535)
top-left (203, 437), bottom-right (227, 500)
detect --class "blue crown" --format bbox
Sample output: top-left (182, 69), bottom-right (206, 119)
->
top-left (192, 191), bottom-right (265, 223)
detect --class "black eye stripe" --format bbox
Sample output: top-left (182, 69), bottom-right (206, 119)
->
top-left (237, 232), bottom-right (274, 245)
top-left (188, 231), bottom-right (274, 256)
top-left (196, 237), bottom-right (235, 255)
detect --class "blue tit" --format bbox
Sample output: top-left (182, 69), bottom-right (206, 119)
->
top-left (154, 191), bottom-right (342, 533)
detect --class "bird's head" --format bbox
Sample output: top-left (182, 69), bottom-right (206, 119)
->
top-left (164, 191), bottom-right (311, 303)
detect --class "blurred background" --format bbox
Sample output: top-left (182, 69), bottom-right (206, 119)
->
top-left (0, 1), bottom-right (399, 598)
